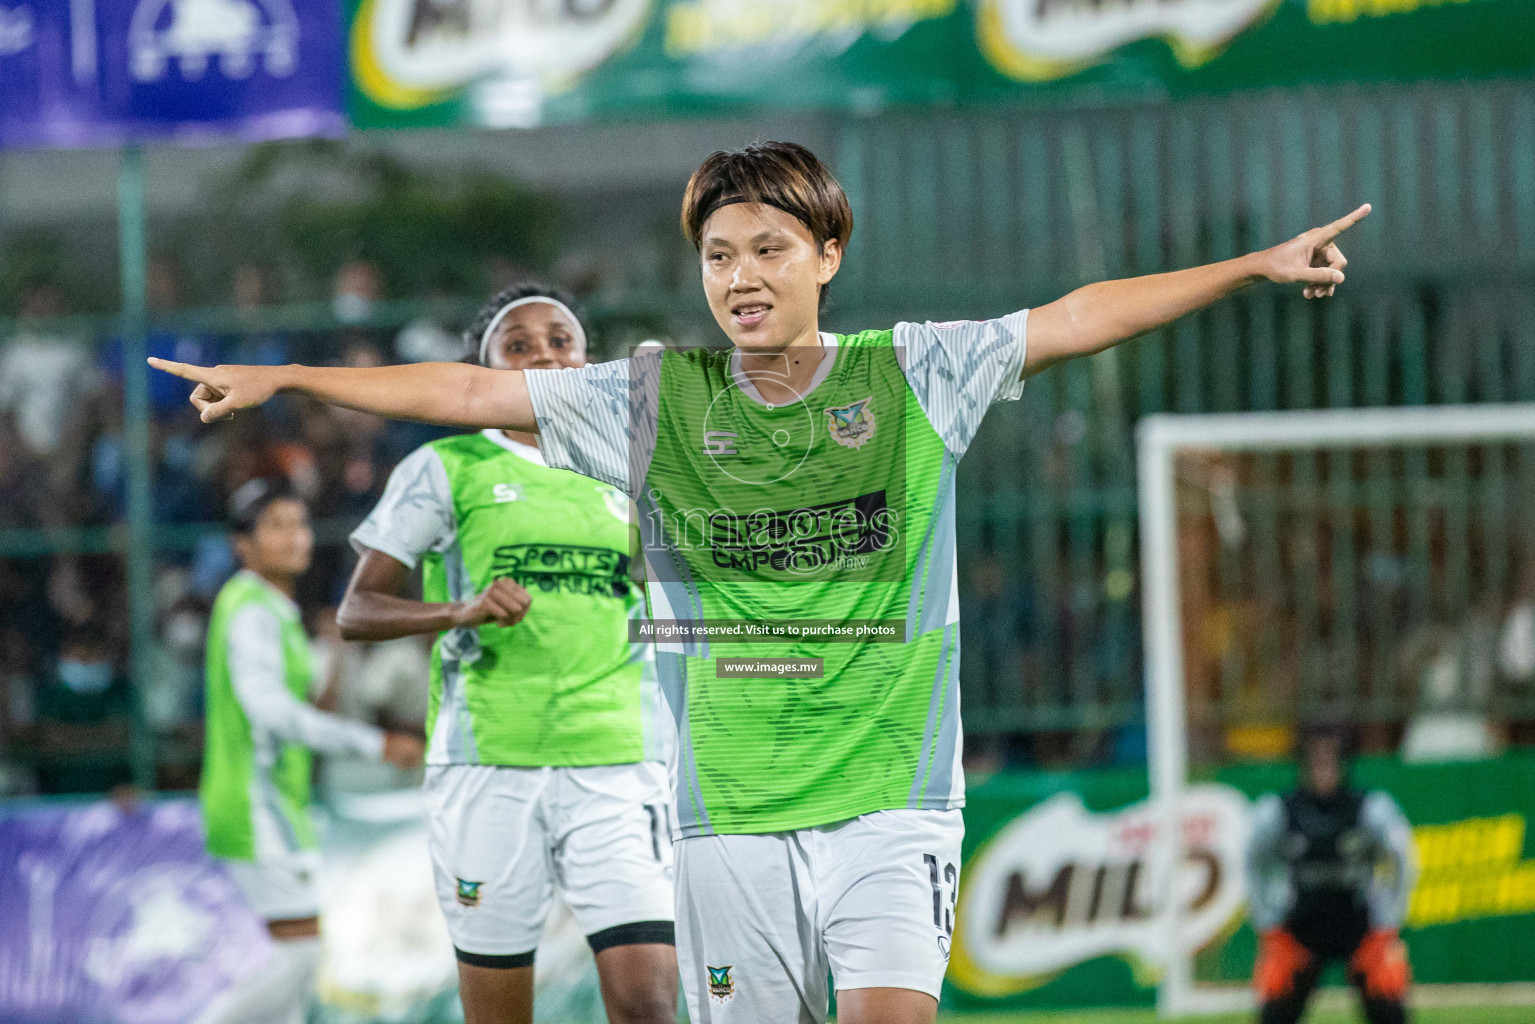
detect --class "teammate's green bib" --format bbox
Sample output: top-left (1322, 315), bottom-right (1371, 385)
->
top-left (201, 571), bottom-right (318, 860)
top-left (645, 331), bottom-right (963, 835)
top-left (423, 433), bottom-right (663, 767)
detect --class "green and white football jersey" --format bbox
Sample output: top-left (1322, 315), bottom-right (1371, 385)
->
top-left (524, 316), bottom-right (1028, 836)
top-left (202, 570), bottom-right (384, 861)
top-left (351, 430), bottom-right (667, 768)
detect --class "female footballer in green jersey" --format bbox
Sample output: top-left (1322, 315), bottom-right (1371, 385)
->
top-left (155, 142), bottom-right (1368, 1024)
top-left (336, 284), bottom-right (677, 1024)
top-left (197, 479), bottom-right (423, 1024)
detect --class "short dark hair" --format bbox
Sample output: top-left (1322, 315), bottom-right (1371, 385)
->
top-left (681, 142), bottom-right (852, 310)
top-left (227, 477), bottom-right (300, 535)
top-left (1297, 722), bottom-right (1353, 762)
top-left (464, 281), bottom-right (583, 365)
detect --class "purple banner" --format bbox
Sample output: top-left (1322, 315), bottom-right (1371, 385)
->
top-left (0, 0), bottom-right (344, 149)
top-left (0, 799), bottom-right (270, 1024)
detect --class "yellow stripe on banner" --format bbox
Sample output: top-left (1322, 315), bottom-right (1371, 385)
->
top-left (351, 0), bottom-right (459, 111)
top-left (976, 0), bottom-right (1282, 84)
top-left (1309, 0), bottom-right (1475, 27)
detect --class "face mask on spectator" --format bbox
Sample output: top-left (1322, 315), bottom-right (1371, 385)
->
top-left (58, 657), bottom-right (114, 694)
top-left (333, 292), bottom-right (374, 324)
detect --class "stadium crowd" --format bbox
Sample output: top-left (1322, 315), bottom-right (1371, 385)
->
top-left (2, 253), bottom-right (1531, 797)
top-left (0, 258), bottom-right (466, 796)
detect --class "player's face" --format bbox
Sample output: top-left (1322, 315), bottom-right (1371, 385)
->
top-left (1304, 737), bottom-right (1343, 797)
top-left (238, 498), bottom-right (314, 579)
top-left (699, 202), bottom-right (841, 353)
top-left (485, 302), bottom-right (587, 372)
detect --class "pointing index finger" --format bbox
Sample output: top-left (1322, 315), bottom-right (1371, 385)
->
top-left (1317, 203), bottom-right (1372, 242)
top-left (147, 357), bottom-right (210, 383)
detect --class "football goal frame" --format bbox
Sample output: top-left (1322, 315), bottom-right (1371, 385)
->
top-left (1136, 403), bottom-right (1535, 1017)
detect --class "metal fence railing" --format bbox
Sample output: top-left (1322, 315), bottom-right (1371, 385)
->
top-left (830, 79), bottom-right (1535, 751)
top-left (2, 76), bottom-right (1532, 790)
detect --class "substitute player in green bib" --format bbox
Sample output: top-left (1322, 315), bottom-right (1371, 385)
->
top-left (337, 283), bottom-right (677, 1024)
top-left (196, 479), bottom-right (423, 1024)
top-left (155, 143), bottom-right (1370, 1024)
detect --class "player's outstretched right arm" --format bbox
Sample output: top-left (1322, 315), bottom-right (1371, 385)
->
top-left (146, 358), bottom-right (538, 431)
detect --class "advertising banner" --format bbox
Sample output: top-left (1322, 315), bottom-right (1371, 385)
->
top-left (347, 0), bottom-right (1535, 130)
top-left (0, 0), bottom-right (345, 149)
top-left (944, 751), bottom-right (1535, 1011)
top-left (950, 783), bottom-right (1252, 999)
top-left (0, 793), bottom-right (613, 1024)
top-left (0, 799), bottom-right (270, 1024)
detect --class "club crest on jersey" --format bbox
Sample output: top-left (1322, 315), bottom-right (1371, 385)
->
top-left (455, 879), bottom-right (483, 907)
top-left (824, 397), bottom-right (876, 450)
top-left (706, 965), bottom-right (735, 1001)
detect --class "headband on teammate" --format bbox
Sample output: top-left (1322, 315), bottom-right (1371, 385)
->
top-left (478, 296), bottom-right (586, 364)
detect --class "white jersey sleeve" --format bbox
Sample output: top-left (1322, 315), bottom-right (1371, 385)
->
top-left (522, 354), bottom-right (661, 496)
top-left (1245, 792), bottom-right (1292, 932)
top-left (895, 310), bottom-right (1029, 456)
top-left (350, 445), bottom-right (457, 570)
top-left (226, 605), bottom-right (386, 758)
top-left (1362, 790), bottom-right (1417, 931)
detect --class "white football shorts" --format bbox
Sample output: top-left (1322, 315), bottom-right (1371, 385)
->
top-left (675, 808), bottom-right (964, 1023)
top-left (422, 761), bottom-right (675, 966)
top-left (222, 849), bottom-right (324, 922)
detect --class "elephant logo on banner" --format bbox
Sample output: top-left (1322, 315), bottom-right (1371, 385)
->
top-left (947, 785), bottom-right (1251, 998)
top-left (129, 0), bottom-right (300, 81)
top-left (352, 0), bottom-right (652, 122)
top-left (0, 5), bottom-right (34, 57)
top-left (977, 0), bottom-right (1278, 82)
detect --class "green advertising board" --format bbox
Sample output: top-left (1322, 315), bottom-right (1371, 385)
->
top-left (348, 0), bottom-right (1534, 130)
top-left (944, 751), bottom-right (1535, 1011)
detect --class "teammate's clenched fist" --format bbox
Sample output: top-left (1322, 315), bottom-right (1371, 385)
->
top-left (450, 577), bottom-right (531, 629)
top-left (382, 732), bottom-right (426, 770)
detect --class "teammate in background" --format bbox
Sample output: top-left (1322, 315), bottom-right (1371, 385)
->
top-left (336, 283), bottom-right (677, 1024)
top-left (152, 142), bottom-right (1368, 1024)
top-left (196, 479), bottom-right (424, 1024)
top-left (1246, 726), bottom-right (1416, 1024)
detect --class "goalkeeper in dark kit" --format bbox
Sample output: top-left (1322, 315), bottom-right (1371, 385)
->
top-left (1245, 726), bottom-right (1417, 1024)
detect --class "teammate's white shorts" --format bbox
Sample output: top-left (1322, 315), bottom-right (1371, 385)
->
top-left (423, 761), bottom-right (675, 965)
top-left (675, 808), bottom-right (964, 1024)
top-left (222, 849), bottom-right (323, 921)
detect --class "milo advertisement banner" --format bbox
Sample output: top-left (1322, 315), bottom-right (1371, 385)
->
top-left (950, 783), bottom-right (1251, 999)
top-left (943, 752), bottom-right (1535, 1011)
top-left (347, 0), bottom-right (1534, 129)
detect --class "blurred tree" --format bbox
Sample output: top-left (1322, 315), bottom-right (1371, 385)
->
top-left (209, 140), bottom-right (565, 301)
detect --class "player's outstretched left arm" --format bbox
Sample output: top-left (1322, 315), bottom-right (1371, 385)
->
top-left (1023, 204), bottom-right (1371, 377)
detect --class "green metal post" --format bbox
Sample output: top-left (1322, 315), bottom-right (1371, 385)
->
top-left (119, 146), bottom-right (156, 790)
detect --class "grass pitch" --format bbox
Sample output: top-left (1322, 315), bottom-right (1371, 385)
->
top-left (934, 1009), bottom-right (1531, 1024)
